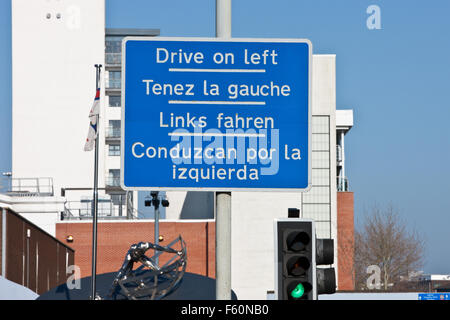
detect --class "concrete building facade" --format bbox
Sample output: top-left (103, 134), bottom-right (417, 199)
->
top-left (12, 0), bottom-right (106, 197)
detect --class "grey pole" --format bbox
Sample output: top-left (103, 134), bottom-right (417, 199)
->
top-left (215, 0), bottom-right (232, 300)
top-left (215, 192), bottom-right (232, 299)
top-left (216, 0), bottom-right (232, 38)
top-left (155, 207), bottom-right (159, 265)
top-left (90, 64), bottom-right (102, 300)
top-left (154, 192), bottom-right (160, 266)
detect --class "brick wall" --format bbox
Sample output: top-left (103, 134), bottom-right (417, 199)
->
top-left (56, 220), bottom-right (216, 279)
top-left (337, 192), bottom-right (355, 291)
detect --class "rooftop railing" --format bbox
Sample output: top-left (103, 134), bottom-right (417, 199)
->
top-left (62, 197), bottom-right (137, 220)
top-left (105, 177), bottom-right (121, 187)
top-left (1, 177), bottom-right (54, 196)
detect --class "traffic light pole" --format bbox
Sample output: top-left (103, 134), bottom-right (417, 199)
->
top-left (152, 191), bottom-right (160, 266)
top-left (215, 0), bottom-right (232, 301)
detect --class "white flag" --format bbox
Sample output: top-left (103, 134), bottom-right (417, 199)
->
top-left (84, 88), bottom-right (100, 151)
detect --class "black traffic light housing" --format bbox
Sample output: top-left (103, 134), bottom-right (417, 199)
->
top-left (275, 212), bottom-right (336, 300)
top-left (316, 238), bottom-right (336, 295)
top-left (144, 191), bottom-right (170, 208)
top-left (275, 219), bottom-right (316, 300)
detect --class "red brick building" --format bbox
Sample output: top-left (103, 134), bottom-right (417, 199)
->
top-left (56, 220), bottom-right (215, 278)
top-left (337, 192), bottom-right (355, 290)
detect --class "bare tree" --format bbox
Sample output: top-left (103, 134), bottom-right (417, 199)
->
top-left (354, 204), bottom-right (426, 291)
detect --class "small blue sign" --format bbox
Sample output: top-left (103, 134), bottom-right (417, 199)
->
top-left (418, 293), bottom-right (450, 300)
top-left (121, 38), bottom-right (311, 191)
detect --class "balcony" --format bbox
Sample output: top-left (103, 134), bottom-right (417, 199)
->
top-left (106, 177), bottom-right (121, 188)
top-left (106, 126), bottom-right (121, 138)
top-left (106, 126), bottom-right (121, 143)
top-left (105, 176), bottom-right (123, 192)
top-left (105, 67), bottom-right (122, 96)
top-left (336, 145), bottom-right (343, 164)
top-left (337, 176), bottom-right (349, 192)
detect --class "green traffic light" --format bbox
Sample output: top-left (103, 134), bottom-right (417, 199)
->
top-left (291, 283), bottom-right (305, 298)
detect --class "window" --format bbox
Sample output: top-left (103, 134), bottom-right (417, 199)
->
top-left (106, 36), bottom-right (123, 53)
top-left (109, 96), bottom-right (121, 107)
top-left (109, 145), bottom-right (120, 156)
top-left (107, 120), bottom-right (121, 138)
top-left (106, 36), bottom-right (123, 65)
top-left (107, 169), bottom-right (120, 187)
top-left (109, 120), bottom-right (121, 129)
top-left (108, 71), bottom-right (121, 89)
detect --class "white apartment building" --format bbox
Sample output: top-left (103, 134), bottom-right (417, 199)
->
top-left (10, 1), bottom-right (155, 232)
top-left (11, 0), bottom-right (105, 233)
top-left (9, 0), bottom-right (354, 299)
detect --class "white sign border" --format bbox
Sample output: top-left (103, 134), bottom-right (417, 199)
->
top-left (120, 37), bottom-right (312, 192)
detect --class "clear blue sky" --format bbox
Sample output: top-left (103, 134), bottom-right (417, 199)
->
top-left (1, 0), bottom-right (450, 274)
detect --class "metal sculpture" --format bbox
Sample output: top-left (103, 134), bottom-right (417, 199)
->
top-left (107, 235), bottom-right (187, 300)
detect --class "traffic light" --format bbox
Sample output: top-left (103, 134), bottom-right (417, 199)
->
top-left (316, 238), bottom-right (336, 296)
top-left (274, 214), bottom-right (336, 300)
top-left (274, 218), bottom-right (315, 300)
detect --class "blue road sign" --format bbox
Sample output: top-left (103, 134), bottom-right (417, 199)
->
top-left (418, 293), bottom-right (450, 300)
top-left (121, 37), bottom-right (311, 191)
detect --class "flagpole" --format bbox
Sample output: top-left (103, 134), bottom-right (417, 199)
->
top-left (90, 64), bottom-right (102, 300)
